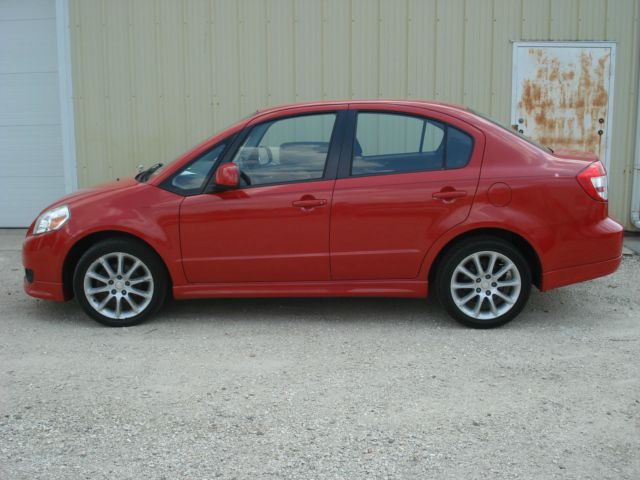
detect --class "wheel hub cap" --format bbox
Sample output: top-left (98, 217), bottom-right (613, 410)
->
top-left (450, 250), bottom-right (521, 321)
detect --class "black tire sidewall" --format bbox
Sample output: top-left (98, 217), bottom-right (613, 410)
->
top-left (73, 238), bottom-right (167, 327)
top-left (436, 237), bottom-right (532, 328)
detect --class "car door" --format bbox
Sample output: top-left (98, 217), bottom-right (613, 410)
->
top-left (330, 105), bottom-right (485, 280)
top-left (179, 107), bottom-right (346, 283)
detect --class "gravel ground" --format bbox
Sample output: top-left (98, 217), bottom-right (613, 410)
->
top-left (1, 229), bottom-right (639, 479)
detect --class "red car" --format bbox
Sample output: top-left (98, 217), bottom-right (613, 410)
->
top-left (22, 101), bottom-right (623, 328)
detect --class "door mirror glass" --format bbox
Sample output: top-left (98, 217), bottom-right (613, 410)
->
top-left (214, 163), bottom-right (239, 188)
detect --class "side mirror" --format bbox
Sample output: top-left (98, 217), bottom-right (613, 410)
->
top-left (214, 163), bottom-right (239, 189)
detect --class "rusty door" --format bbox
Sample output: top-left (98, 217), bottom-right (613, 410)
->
top-left (512, 42), bottom-right (615, 167)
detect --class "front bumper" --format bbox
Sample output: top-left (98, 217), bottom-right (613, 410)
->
top-left (22, 228), bottom-right (70, 302)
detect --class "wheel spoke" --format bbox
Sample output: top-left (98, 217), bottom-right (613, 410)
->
top-left (125, 259), bottom-right (142, 279)
top-left (129, 286), bottom-right (152, 299)
top-left (452, 282), bottom-right (475, 290)
top-left (497, 279), bottom-right (519, 287)
top-left (472, 254), bottom-right (484, 275)
top-left (114, 296), bottom-right (122, 318)
top-left (457, 265), bottom-right (476, 281)
top-left (455, 291), bottom-right (477, 306)
top-left (473, 296), bottom-right (483, 317)
top-left (123, 295), bottom-right (140, 313)
top-left (86, 285), bottom-right (111, 295)
top-left (488, 296), bottom-right (498, 315)
top-left (87, 271), bottom-right (109, 283)
top-left (129, 275), bottom-right (152, 286)
top-left (493, 263), bottom-right (513, 280)
top-left (96, 294), bottom-right (112, 311)
top-left (116, 253), bottom-right (124, 276)
top-left (494, 290), bottom-right (514, 303)
top-left (487, 253), bottom-right (497, 276)
top-left (99, 258), bottom-right (115, 277)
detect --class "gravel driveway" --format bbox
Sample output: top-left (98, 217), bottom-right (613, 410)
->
top-left (1, 229), bottom-right (639, 479)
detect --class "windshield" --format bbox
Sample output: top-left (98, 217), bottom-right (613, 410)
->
top-left (470, 109), bottom-right (553, 153)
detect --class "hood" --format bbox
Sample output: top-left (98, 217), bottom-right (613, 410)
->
top-left (50, 177), bottom-right (139, 207)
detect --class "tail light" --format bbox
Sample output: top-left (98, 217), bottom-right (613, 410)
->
top-left (577, 161), bottom-right (608, 201)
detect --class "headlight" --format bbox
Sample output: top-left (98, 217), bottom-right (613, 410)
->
top-left (33, 205), bottom-right (70, 235)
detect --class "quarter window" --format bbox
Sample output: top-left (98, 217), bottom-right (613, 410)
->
top-left (351, 112), bottom-right (473, 176)
top-left (232, 113), bottom-right (336, 186)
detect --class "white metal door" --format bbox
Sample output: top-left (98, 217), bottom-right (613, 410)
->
top-left (512, 42), bottom-right (615, 168)
top-left (0, 0), bottom-right (68, 227)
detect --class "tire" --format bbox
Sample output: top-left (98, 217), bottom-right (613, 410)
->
top-left (73, 238), bottom-right (168, 327)
top-left (436, 236), bottom-right (531, 328)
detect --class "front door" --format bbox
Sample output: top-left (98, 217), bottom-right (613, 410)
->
top-left (330, 106), bottom-right (485, 281)
top-left (180, 110), bottom-right (342, 283)
top-left (512, 42), bottom-right (615, 168)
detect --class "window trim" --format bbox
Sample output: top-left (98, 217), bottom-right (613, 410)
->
top-left (341, 110), bottom-right (475, 179)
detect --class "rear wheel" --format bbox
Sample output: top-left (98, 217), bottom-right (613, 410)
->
top-left (436, 237), bottom-right (531, 328)
top-left (73, 238), bottom-right (167, 327)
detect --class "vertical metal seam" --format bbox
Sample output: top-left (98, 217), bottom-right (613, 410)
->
top-left (320, 0), bottom-right (324, 99)
top-left (489, 0), bottom-right (496, 115)
top-left (235, 0), bottom-right (242, 116)
top-left (377, 0), bottom-right (381, 97)
top-left (75, 0), bottom-right (88, 182)
top-left (404, 0), bottom-right (409, 98)
top-left (127, 0), bottom-right (138, 169)
top-left (265, 0), bottom-right (271, 104)
top-left (292, 0), bottom-right (297, 99)
top-left (433, 0), bottom-right (438, 99)
top-left (462, 0), bottom-right (467, 102)
top-left (209, 0), bottom-right (215, 130)
top-left (181, 0), bottom-right (188, 147)
top-left (349, 0), bottom-right (353, 97)
top-left (100, 0), bottom-right (113, 180)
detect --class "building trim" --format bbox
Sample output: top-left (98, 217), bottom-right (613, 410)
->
top-left (55, 0), bottom-right (78, 193)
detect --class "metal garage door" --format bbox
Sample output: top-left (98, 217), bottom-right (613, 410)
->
top-left (0, 0), bottom-right (69, 227)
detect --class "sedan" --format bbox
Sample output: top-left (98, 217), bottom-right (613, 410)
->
top-left (22, 101), bottom-right (623, 328)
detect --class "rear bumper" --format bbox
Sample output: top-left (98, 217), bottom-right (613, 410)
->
top-left (541, 255), bottom-right (622, 291)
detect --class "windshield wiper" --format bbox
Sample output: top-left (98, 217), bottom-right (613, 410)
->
top-left (135, 163), bottom-right (163, 182)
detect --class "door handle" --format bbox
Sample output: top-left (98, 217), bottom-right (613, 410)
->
top-left (432, 189), bottom-right (467, 201)
top-left (292, 198), bottom-right (327, 209)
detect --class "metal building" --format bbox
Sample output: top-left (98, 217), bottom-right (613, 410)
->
top-left (1, 0), bottom-right (639, 230)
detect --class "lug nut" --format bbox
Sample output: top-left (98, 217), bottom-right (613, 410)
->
top-left (125, 281), bottom-right (130, 286)
top-left (108, 280), bottom-right (113, 285)
top-left (476, 278), bottom-right (481, 283)
top-left (485, 274), bottom-right (491, 279)
top-left (111, 289), bottom-right (116, 294)
top-left (485, 290), bottom-right (491, 296)
top-left (122, 290), bottom-right (127, 295)
top-left (491, 282), bottom-right (497, 287)
top-left (476, 288), bottom-right (481, 293)
top-left (117, 275), bottom-right (122, 280)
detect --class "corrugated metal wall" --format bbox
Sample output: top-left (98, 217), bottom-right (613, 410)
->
top-left (69, 0), bottom-right (640, 228)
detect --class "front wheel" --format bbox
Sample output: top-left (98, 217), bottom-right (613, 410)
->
top-left (436, 237), bottom-right (531, 328)
top-left (73, 239), bottom-right (168, 327)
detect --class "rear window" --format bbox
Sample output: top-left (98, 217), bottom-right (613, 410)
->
top-left (351, 112), bottom-right (474, 176)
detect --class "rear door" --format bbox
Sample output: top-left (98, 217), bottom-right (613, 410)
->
top-left (330, 105), bottom-right (485, 280)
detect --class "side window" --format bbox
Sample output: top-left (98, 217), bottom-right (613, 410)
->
top-left (167, 142), bottom-right (228, 195)
top-left (351, 112), bottom-right (473, 176)
top-left (232, 113), bottom-right (336, 186)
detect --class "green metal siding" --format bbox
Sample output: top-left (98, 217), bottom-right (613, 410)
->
top-left (70, 0), bottom-right (640, 228)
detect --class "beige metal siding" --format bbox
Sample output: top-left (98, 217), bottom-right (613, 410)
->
top-left (69, 0), bottom-right (640, 229)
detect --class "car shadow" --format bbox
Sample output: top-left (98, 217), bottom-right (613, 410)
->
top-left (26, 287), bottom-right (582, 331)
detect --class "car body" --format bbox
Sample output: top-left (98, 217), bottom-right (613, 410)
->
top-left (23, 100), bottom-right (624, 327)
